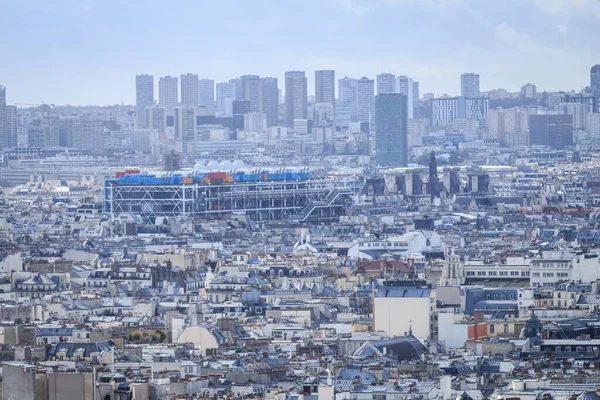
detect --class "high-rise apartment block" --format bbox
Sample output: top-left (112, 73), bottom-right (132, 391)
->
top-left (135, 74), bottom-right (154, 128)
top-left (339, 77), bottom-right (358, 123)
top-left (241, 75), bottom-right (261, 112)
top-left (377, 73), bottom-right (396, 95)
top-left (70, 117), bottom-right (105, 153)
top-left (356, 77), bottom-right (375, 125)
top-left (216, 82), bottom-right (237, 115)
top-left (432, 97), bottom-right (489, 126)
top-left (461, 73), bottom-right (480, 97)
top-left (159, 76), bottom-right (178, 111)
top-left (180, 73), bottom-right (199, 106)
top-left (315, 70), bottom-right (335, 105)
top-left (198, 79), bottom-right (215, 108)
top-left (487, 107), bottom-right (535, 147)
top-left (396, 76), bottom-right (414, 119)
top-left (174, 106), bottom-right (197, 153)
top-left (285, 71), bottom-right (308, 127)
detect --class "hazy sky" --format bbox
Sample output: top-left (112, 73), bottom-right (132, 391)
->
top-left (4, 0), bottom-right (600, 105)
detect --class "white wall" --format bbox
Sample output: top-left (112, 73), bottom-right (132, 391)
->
top-left (437, 312), bottom-right (468, 349)
top-left (572, 255), bottom-right (600, 283)
top-left (374, 295), bottom-right (433, 339)
top-left (0, 252), bottom-right (22, 273)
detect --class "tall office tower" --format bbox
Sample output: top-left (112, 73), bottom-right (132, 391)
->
top-left (592, 65), bottom-right (600, 112)
top-left (136, 75), bottom-right (154, 128)
top-left (375, 94), bottom-right (408, 167)
top-left (356, 77), bottom-right (375, 125)
top-left (216, 82), bottom-right (237, 115)
top-left (315, 70), bottom-right (335, 105)
top-left (413, 81), bottom-right (420, 104)
top-left (198, 79), bottom-right (215, 108)
top-left (338, 77), bottom-right (358, 122)
top-left (159, 76), bottom-right (178, 112)
top-left (174, 106), bottom-right (196, 153)
top-left (0, 86), bottom-right (6, 149)
top-left (241, 75), bottom-right (261, 112)
top-left (233, 100), bottom-right (252, 132)
top-left (6, 105), bottom-right (17, 148)
top-left (285, 71), bottom-right (308, 127)
top-left (146, 106), bottom-right (166, 132)
top-left (461, 73), bottom-right (480, 97)
top-left (396, 76), bottom-right (414, 119)
top-left (180, 73), bottom-right (199, 106)
top-left (529, 114), bottom-right (573, 149)
top-left (230, 78), bottom-right (243, 102)
top-left (377, 73), bottom-right (396, 95)
top-left (413, 81), bottom-right (420, 117)
top-left (260, 77), bottom-right (279, 127)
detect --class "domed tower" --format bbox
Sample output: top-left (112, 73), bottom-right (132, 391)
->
top-left (520, 305), bottom-right (543, 340)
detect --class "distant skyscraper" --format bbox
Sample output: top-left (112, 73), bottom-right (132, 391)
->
top-left (6, 105), bottom-right (17, 148)
top-left (241, 75), bottom-right (261, 112)
top-left (174, 106), bottom-right (197, 152)
top-left (216, 82), bottom-right (237, 115)
top-left (198, 79), bottom-right (215, 108)
top-left (413, 81), bottom-right (420, 103)
top-left (315, 70), bottom-right (335, 105)
top-left (356, 77), bottom-right (375, 125)
top-left (233, 100), bottom-right (252, 132)
top-left (0, 86), bottom-right (5, 149)
top-left (146, 106), bottom-right (166, 132)
top-left (591, 65), bottom-right (600, 111)
top-left (375, 94), bottom-right (408, 167)
top-left (377, 73), bottom-right (395, 95)
top-left (396, 76), bottom-right (414, 119)
top-left (413, 81), bottom-right (420, 117)
top-left (230, 78), bottom-right (243, 102)
top-left (339, 77), bottom-right (358, 122)
top-left (136, 74), bottom-right (154, 129)
top-left (285, 71), bottom-right (308, 127)
top-left (180, 73), bottom-right (199, 106)
top-left (529, 114), bottom-right (574, 150)
top-left (159, 76), bottom-right (178, 111)
top-left (260, 77), bottom-right (279, 127)
top-left (461, 73), bottom-right (480, 97)
top-left (0, 86), bottom-right (7, 149)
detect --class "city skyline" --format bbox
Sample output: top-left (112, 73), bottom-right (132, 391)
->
top-left (4, 0), bottom-right (600, 105)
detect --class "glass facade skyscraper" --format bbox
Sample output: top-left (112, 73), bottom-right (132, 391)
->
top-left (375, 93), bottom-right (408, 167)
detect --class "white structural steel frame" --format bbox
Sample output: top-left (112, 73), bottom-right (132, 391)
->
top-left (105, 178), bottom-right (357, 223)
